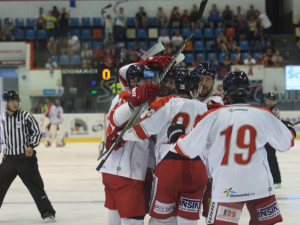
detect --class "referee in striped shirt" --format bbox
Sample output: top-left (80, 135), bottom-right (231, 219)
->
top-left (0, 90), bottom-right (56, 223)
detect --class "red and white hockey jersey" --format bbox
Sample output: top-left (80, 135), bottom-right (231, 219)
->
top-left (172, 104), bottom-right (294, 203)
top-left (47, 105), bottom-right (63, 125)
top-left (202, 92), bottom-right (223, 104)
top-left (99, 91), bottom-right (151, 181)
top-left (123, 96), bottom-right (208, 164)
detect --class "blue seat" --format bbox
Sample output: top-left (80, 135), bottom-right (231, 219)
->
top-left (81, 29), bottom-right (91, 39)
top-left (81, 17), bottom-right (91, 27)
top-left (93, 41), bottom-right (103, 49)
top-left (253, 52), bottom-right (260, 60)
top-left (204, 28), bottom-right (213, 38)
top-left (241, 52), bottom-right (250, 61)
top-left (170, 28), bottom-right (180, 36)
top-left (239, 40), bottom-right (249, 51)
top-left (51, 55), bottom-right (58, 63)
top-left (261, 40), bottom-right (266, 48)
top-left (215, 28), bottom-right (225, 37)
top-left (207, 53), bottom-right (217, 60)
top-left (218, 53), bottom-right (227, 62)
top-left (194, 41), bottom-right (204, 51)
top-left (181, 28), bottom-right (191, 38)
top-left (15, 18), bottom-right (24, 28)
top-left (205, 40), bottom-right (215, 50)
top-left (127, 17), bottom-right (135, 27)
top-left (37, 29), bottom-right (46, 39)
top-left (149, 41), bottom-right (157, 48)
top-left (14, 30), bottom-right (24, 40)
top-left (137, 29), bottom-right (147, 38)
top-left (71, 29), bottom-right (80, 37)
top-left (159, 28), bottom-right (169, 36)
top-left (25, 29), bottom-right (35, 40)
top-left (82, 41), bottom-right (92, 49)
top-left (196, 53), bottom-right (206, 61)
top-left (70, 18), bottom-right (79, 27)
top-left (230, 53), bottom-right (236, 61)
top-left (59, 55), bottom-right (69, 65)
top-left (26, 18), bottom-right (35, 27)
top-left (71, 55), bottom-right (81, 65)
top-left (147, 17), bottom-right (157, 27)
top-left (93, 17), bottom-right (102, 27)
top-left (0, 19), bottom-right (2, 28)
top-left (127, 41), bottom-right (136, 50)
top-left (184, 53), bottom-right (195, 64)
top-left (193, 28), bottom-right (202, 38)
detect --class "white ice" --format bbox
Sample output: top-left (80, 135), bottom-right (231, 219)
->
top-left (0, 141), bottom-right (300, 225)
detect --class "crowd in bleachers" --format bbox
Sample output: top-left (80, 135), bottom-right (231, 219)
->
top-left (0, 3), bottom-right (285, 69)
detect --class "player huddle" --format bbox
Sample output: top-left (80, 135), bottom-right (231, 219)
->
top-left (98, 55), bottom-right (296, 225)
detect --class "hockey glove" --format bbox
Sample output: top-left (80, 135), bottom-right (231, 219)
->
top-left (207, 100), bottom-right (223, 110)
top-left (143, 56), bottom-right (173, 71)
top-left (105, 129), bottom-right (126, 151)
top-left (129, 83), bottom-right (160, 107)
top-left (167, 122), bottom-right (185, 143)
top-left (282, 120), bottom-right (296, 138)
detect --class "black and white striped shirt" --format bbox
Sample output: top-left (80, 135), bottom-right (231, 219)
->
top-left (0, 110), bottom-right (41, 155)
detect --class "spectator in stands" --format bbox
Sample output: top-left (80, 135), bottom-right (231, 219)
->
top-left (254, 24), bottom-right (264, 42)
top-left (127, 45), bottom-right (140, 63)
top-left (222, 5), bottom-right (234, 26)
top-left (263, 54), bottom-right (271, 66)
top-left (207, 54), bottom-right (219, 67)
top-left (101, 7), bottom-right (114, 41)
top-left (244, 54), bottom-right (256, 65)
top-left (221, 54), bottom-right (232, 66)
top-left (246, 4), bottom-right (256, 19)
top-left (61, 32), bottom-right (80, 62)
top-left (217, 32), bottom-right (230, 53)
top-left (58, 7), bottom-right (70, 37)
top-left (113, 2), bottom-right (127, 41)
top-left (256, 11), bottom-right (272, 38)
top-left (47, 36), bottom-right (59, 55)
top-left (235, 15), bottom-right (247, 40)
top-left (271, 50), bottom-right (284, 66)
top-left (263, 40), bottom-right (275, 58)
top-left (45, 57), bottom-right (58, 74)
top-left (158, 29), bottom-right (170, 46)
top-left (297, 39), bottom-right (300, 51)
top-left (181, 9), bottom-right (190, 28)
top-left (104, 33), bottom-right (115, 48)
top-left (234, 6), bottom-right (244, 20)
top-left (256, 53), bottom-right (265, 65)
top-left (195, 53), bottom-right (205, 64)
top-left (2, 18), bottom-right (15, 41)
top-left (162, 46), bottom-right (173, 57)
top-left (156, 7), bottom-right (168, 28)
top-left (190, 4), bottom-right (199, 29)
top-left (170, 6), bottom-right (181, 28)
top-left (103, 47), bottom-right (116, 68)
top-left (92, 44), bottom-right (105, 67)
top-left (52, 6), bottom-right (60, 22)
top-left (44, 11), bottom-right (57, 38)
top-left (138, 41), bottom-right (147, 55)
top-left (208, 4), bottom-right (220, 25)
top-left (227, 36), bottom-right (241, 53)
top-left (208, 21), bottom-right (215, 29)
top-left (247, 15), bottom-right (257, 41)
top-left (35, 8), bottom-right (46, 30)
top-left (81, 43), bottom-right (93, 68)
top-left (171, 30), bottom-right (184, 50)
top-left (232, 52), bottom-right (242, 64)
top-left (135, 7), bottom-right (147, 29)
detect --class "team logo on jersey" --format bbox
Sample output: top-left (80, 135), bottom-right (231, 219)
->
top-left (223, 188), bottom-right (236, 197)
top-left (16, 121), bottom-right (22, 129)
top-left (146, 108), bottom-right (155, 117)
top-left (216, 206), bottom-right (241, 223)
top-left (179, 197), bottom-right (200, 213)
top-left (257, 202), bottom-right (280, 221)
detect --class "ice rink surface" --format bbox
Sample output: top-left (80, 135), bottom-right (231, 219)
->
top-left (0, 141), bottom-right (300, 225)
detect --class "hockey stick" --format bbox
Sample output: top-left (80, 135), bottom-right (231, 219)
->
top-left (293, 120), bottom-right (300, 126)
top-left (96, 0), bottom-right (208, 168)
top-left (141, 42), bottom-right (165, 61)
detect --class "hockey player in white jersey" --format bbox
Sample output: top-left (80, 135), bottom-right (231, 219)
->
top-left (191, 63), bottom-right (223, 108)
top-left (168, 71), bottom-right (296, 225)
top-left (99, 63), bottom-right (160, 225)
top-left (44, 98), bottom-right (65, 147)
top-left (123, 69), bottom-right (208, 225)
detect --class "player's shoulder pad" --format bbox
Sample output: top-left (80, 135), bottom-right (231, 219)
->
top-left (212, 93), bottom-right (222, 97)
top-left (149, 95), bottom-right (177, 111)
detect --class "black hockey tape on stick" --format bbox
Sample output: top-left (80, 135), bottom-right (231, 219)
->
top-left (96, 0), bottom-right (209, 170)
